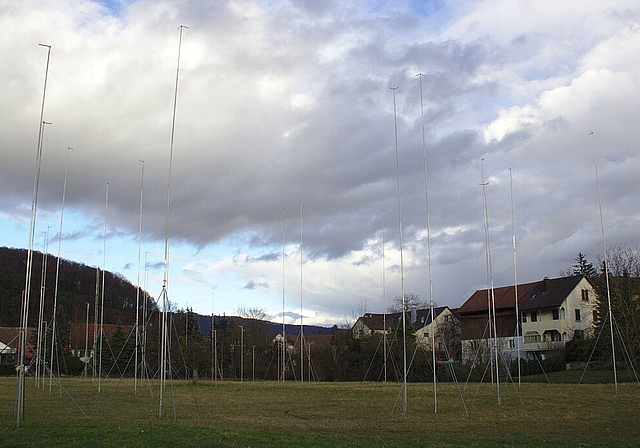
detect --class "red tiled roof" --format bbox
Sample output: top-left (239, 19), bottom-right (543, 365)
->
top-left (0, 327), bottom-right (36, 347)
top-left (458, 275), bottom-right (586, 315)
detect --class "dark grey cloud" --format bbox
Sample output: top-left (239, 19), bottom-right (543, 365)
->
top-left (2, 1), bottom-right (639, 323)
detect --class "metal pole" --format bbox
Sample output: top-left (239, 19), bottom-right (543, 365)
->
top-left (160, 24), bottom-right (188, 420)
top-left (592, 131), bottom-right (618, 393)
top-left (510, 168), bottom-right (522, 387)
top-left (382, 209), bottom-right (387, 383)
top-left (35, 229), bottom-right (48, 388)
top-left (84, 302), bottom-right (90, 376)
top-left (16, 43), bottom-right (51, 426)
top-left (390, 86), bottom-right (408, 415)
top-left (416, 72), bottom-right (438, 412)
top-left (240, 326), bottom-right (244, 383)
top-left (134, 160), bottom-right (144, 393)
top-left (481, 159), bottom-right (500, 404)
top-left (50, 146), bottom-right (72, 394)
top-left (281, 208), bottom-right (286, 383)
top-left (98, 182), bottom-right (109, 394)
top-left (299, 201), bottom-right (304, 385)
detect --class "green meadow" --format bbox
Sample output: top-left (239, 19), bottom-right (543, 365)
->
top-left (1, 376), bottom-right (638, 447)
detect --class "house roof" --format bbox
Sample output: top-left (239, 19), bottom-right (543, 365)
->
top-left (355, 312), bottom-right (401, 331)
top-left (413, 306), bottom-right (450, 328)
top-left (354, 306), bottom-right (451, 331)
top-left (519, 275), bottom-right (588, 311)
top-left (0, 340), bottom-right (16, 354)
top-left (0, 327), bottom-right (36, 347)
top-left (458, 275), bottom-right (587, 315)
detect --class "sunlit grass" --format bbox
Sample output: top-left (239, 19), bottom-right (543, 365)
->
top-left (1, 376), bottom-right (639, 447)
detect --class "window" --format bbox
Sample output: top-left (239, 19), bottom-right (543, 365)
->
top-left (521, 311), bottom-right (527, 323)
top-left (508, 339), bottom-right (515, 349)
top-left (593, 310), bottom-right (598, 322)
top-left (560, 307), bottom-right (566, 320)
top-left (574, 329), bottom-right (584, 339)
top-left (575, 309), bottom-right (581, 322)
top-left (531, 311), bottom-right (538, 322)
top-left (542, 330), bottom-right (562, 342)
top-left (524, 331), bottom-right (542, 343)
top-left (581, 289), bottom-right (589, 301)
top-left (552, 309), bottom-right (560, 320)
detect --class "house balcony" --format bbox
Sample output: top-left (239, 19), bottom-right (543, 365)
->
top-left (522, 340), bottom-right (566, 352)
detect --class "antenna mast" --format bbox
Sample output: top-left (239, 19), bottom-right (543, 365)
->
top-left (159, 25), bottom-right (188, 419)
top-left (390, 86), bottom-right (408, 415)
top-left (16, 44), bottom-right (51, 426)
top-left (416, 72), bottom-right (438, 413)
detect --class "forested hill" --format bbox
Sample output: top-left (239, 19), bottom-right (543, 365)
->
top-left (0, 246), bottom-right (156, 327)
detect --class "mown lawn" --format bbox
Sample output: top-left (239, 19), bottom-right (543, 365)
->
top-left (1, 376), bottom-right (638, 447)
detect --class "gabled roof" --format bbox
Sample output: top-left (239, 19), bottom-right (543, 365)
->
top-left (355, 312), bottom-right (401, 331)
top-left (354, 306), bottom-right (451, 332)
top-left (413, 306), bottom-right (450, 328)
top-left (0, 340), bottom-right (16, 354)
top-left (458, 275), bottom-right (588, 315)
top-left (519, 275), bottom-right (589, 311)
top-left (0, 327), bottom-right (36, 347)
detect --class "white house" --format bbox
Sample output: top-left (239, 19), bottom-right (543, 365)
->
top-left (519, 275), bottom-right (597, 357)
top-left (458, 275), bottom-right (597, 364)
top-left (352, 312), bottom-right (401, 339)
top-left (413, 306), bottom-right (460, 356)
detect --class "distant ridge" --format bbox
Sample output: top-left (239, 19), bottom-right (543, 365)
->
top-left (196, 314), bottom-right (332, 337)
top-left (0, 246), bottom-right (156, 327)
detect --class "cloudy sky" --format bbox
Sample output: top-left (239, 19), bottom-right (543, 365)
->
top-left (1, 0), bottom-right (638, 326)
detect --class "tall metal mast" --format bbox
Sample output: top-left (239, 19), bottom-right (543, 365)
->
top-left (592, 131), bottom-right (618, 393)
top-left (299, 201), bottom-right (304, 385)
top-left (159, 25), bottom-right (188, 419)
top-left (390, 86), bottom-right (408, 415)
top-left (49, 146), bottom-right (73, 393)
top-left (16, 43), bottom-right (51, 427)
top-left (416, 72), bottom-right (438, 412)
top-left (135, 159), bottom-right (145, 393)
top-left (510, 168), bottom-right (522, 387)
top-left (481, 159), bottom-right (500, 404)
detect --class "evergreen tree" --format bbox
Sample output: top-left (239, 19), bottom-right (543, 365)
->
top-left (571, 252), bottom-right (598, 278)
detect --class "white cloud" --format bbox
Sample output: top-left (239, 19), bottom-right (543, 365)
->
top-left (2, 0), bottom-right (639, 326)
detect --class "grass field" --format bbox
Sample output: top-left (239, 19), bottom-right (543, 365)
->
top-left (1, 375), bottom-right (639, 447)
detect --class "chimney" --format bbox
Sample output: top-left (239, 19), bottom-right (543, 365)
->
top-left (543, 277), bottom-right (550, 293)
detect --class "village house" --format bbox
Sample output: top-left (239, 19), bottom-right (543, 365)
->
top-left (519, 275), bottom-right (597, 358)
top-left (352, 307), bottom-right (460, 360)
top-left (412, 307), bottom-right (460, 356)
top-left (351, 311), bottom-right (401, 339)
top-left (458, 275), bottom-right (597, 364)
top-left (0, 327), bottom-right (35, 365)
